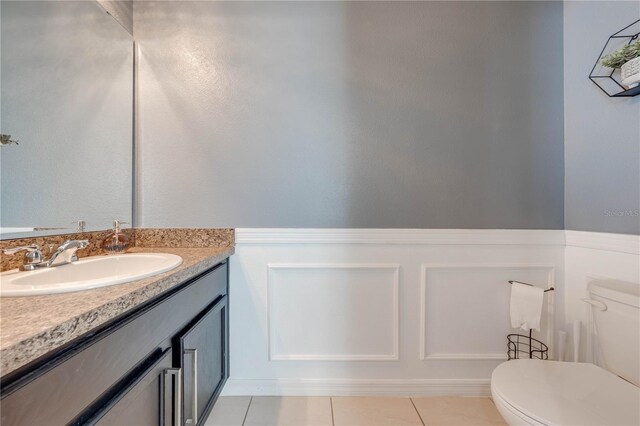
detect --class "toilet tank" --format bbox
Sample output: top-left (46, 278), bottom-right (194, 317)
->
top-left (587, 280), bottom-right (640, 387)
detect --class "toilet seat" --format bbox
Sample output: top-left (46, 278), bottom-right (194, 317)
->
top-left (491, 359), bottom-right (640, 426)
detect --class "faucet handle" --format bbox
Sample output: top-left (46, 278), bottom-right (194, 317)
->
top-left (3, 244), bottom-right (41, 255)
top-left (3, 244), bottom-right (44, 266)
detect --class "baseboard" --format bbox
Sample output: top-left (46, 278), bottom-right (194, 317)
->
top-left (221, 378), bottom-right (491, 397)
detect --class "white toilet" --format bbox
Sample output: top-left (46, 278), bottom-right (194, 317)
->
top-left (491, 280), bottom-right (640, 426)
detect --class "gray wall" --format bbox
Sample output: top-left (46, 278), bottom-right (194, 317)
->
top-left (564, 1), bottom-right (640, 235)
top-left (135, 1), bottom-right (564, 228)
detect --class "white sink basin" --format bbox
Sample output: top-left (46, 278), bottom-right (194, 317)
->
top-left (0, 253), bottom-right (183, 297)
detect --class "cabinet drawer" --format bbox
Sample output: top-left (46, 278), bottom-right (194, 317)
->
top-left (0, 262), bottom-right (227, 426)
top-left (178, 296), bottom-right (228, 425)
top-left (90, 348), bottom-right (178, 426)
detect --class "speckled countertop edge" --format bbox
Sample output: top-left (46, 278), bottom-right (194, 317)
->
top-left (0, 246), bottom-right (234, 377)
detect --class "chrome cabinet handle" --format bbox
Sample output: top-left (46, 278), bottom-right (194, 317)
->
top-left (184, 348), bottom-right (198, 425)
top-left (163, 367), bottom-right (181, 426)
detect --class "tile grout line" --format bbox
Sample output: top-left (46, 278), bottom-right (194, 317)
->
top-left (241, 396), bottom-right (253, 426)
top-left (330, 396), bottom-right (335, 426)
top-left (410, 398), bottom-right (426, 426)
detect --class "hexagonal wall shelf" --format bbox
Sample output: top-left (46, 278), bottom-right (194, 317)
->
top-left (589, 19), bottom-right (640, 97)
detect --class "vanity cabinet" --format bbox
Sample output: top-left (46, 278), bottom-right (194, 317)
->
top-left (93, 348), bottom-right (177, 425)
top-left (0, 260), bottom-right (229, 426)
top-left (178, 296), bottom-right (228, 425)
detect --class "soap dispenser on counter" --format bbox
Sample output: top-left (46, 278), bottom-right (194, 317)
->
top-left (101, 220), bottom-right (130, 254)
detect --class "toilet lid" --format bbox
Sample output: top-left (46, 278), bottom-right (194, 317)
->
top-left (491, 360), bottom-right (640, 426)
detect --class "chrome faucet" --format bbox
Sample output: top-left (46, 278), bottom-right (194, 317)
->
top-left (47, 240), bottom-right (90, 267)
top-left (3, 240), bottom-right (89, 271)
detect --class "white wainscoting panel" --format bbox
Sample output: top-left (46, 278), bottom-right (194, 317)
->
top-left (420, 264), bottom-right (555, 360)
top-left (267, 264), bottom-right (399, 361)
top-left (226, 228), bottom-right (567, 396)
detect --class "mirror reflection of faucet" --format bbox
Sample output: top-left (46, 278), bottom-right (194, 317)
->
top-left (73, 220), bottom-right (86, 233)
top-left (3, 240), bottom-right (90, 271)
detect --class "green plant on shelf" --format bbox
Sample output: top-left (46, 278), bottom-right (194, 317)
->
top-left (0, 134), bottom-right (19, 146)
top-left (601, 40), bottom-right (640, 69)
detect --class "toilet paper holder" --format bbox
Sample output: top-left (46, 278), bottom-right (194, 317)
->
top-left (507, 332), bottom-right (549, 360)
top-left (508, 280), bottom-right (555, 293)
top-left (507, 280), bottom-right (554, 360)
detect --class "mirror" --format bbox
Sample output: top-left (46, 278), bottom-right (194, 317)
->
top-left (0, 0), bottom-right (133, 239)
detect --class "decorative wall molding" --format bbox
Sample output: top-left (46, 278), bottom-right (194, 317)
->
top-left (419, 264), bottom-right (556, 361)
top-left (237, 228), bottom-right (565, 246)
top-left (565, 230), bottom-right (640, 255)
top-left (267, 263), bottom-right (400, 361)
top-left (226, 228), bottom-right (637, 397)
top-left (238, 228), bottom-right (638, 251)
top-left (222, 378), bottom-right (491, 397)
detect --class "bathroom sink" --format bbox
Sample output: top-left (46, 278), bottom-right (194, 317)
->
top-left (0, 253), bottom-right (183, 297)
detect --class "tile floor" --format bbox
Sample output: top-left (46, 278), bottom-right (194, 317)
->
top-left (205, 396), bottom-right (506, 426)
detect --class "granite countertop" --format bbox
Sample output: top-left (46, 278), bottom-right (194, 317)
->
top-left (0, 246), bottom-right (234, 377)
